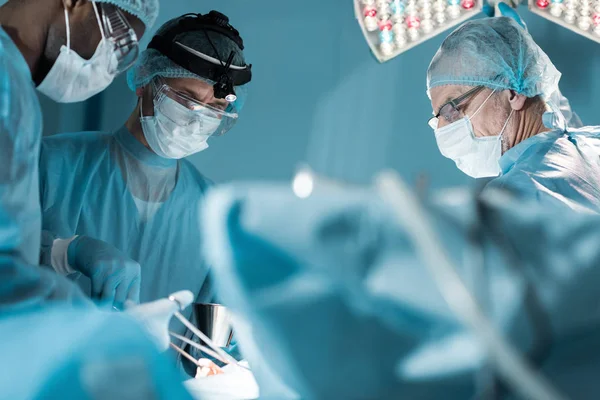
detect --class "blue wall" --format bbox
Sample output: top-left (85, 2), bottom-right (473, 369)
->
top-left (40, 0), bottom-right (600, 189)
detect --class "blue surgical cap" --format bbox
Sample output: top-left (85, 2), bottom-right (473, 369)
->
top-left (426, 17), bottom-right (561, 99)
top-left (95, 0), bottom-right (159, 30)
top-left (127, 15), bottom-right (248, 110)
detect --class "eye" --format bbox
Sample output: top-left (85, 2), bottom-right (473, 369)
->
top-left (441, 104), bottom-right (460, 123)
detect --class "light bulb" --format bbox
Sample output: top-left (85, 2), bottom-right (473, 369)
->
top-left (537, 0), bottom-right (550, 8)
top-left (564, 10), bottom-right (577, 22)
top-left (448, 4), bottom-right (461, 17)
top-left (292, 171), bottom-right (314, 199)
top-left (380, 29), bottom-right (394, 42)
top-left (395, 34), bottom-right (408, 46)
top-left (461, 0), bottom-right (475, 9)
top-left (408, 26), bottom-right (420, 40)
top-left (365, 16), bottom-right (379, 31)
top-left (422, 18), bottom-right (435, 31)
top-left (380, 41), bottom-right (395, 55)
top-left (550, 3), bottom-right (564, 16)
top-left (578, 15), bottom-right (592, 28)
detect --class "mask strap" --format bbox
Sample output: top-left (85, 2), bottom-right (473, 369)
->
top-left (499, 109), bottom-right (515, 137)
top-left (469, 89), bottom-right (496, 121)
top-left (64, 8), bottom-right (71, 50)
top-left (92, 1), bottom-right (106, 40)
top-left (139, 94), bottom-right (145, 118)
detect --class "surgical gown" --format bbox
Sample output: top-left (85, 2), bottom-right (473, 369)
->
top-left (0, 306), bottom-right (193, 399)
top-left (0, 27), bottom-right (87, 311)
top-left (39, 126), bottom-right (214, 329)
top-left (487, 125), bottom-right (600, 213)
top-left (198, 182), bottom-right (600, 399)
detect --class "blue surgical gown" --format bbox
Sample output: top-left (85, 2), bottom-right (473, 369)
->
top-left (198, 182), bottom-right (600, 399)
top-left (486, 126), bottom-right (600, 212)
top-left (0, 27), bottom-right (86, 311)
top-left (39, 126), bottom-right (214, 326)
top-left (0, 306), bottom-right (193, 399)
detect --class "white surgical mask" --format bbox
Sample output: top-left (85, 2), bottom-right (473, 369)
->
top-left (434, 90), bottom-right (513, 179)
top-left (37, 4), bottom-right (118, 103)
top-left (140, 96), bottom-right (221, 159)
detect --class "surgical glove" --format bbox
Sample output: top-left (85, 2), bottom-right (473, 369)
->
top-left (67, 236), bottom-right (141, 307)
top-left (482, 2), bottom-right (495, 17)
top-left (497, 2), bottom-right (527, 30)
top-left (126, 290), bottom-right (194, 351)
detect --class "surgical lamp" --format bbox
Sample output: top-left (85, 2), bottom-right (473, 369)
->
top-left (355, 0), bottom-right (483, 62)
top-left (356, 0), bottom-right (600, 62)
top-left (528, 0), bottom-right (600, 42)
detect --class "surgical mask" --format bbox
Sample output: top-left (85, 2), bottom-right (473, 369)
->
top-left (434, 90), bottom-right (513, 179)
top-left (37, 4), bottom-right (118, 103)
top-left (140, 96), bottom-right (221, 159)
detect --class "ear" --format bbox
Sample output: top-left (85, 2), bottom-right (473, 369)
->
top-left (508, 90), bottom-right (527, 111)
top-left (135, 86), bottom-right (145, 98)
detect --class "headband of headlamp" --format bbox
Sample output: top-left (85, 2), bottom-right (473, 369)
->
top-left (148, 11), bottom-right (252, 101)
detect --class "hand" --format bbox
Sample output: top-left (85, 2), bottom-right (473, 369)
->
top-left (126, 290), bottom-right (194, 351)
top-left (67, 236), bottom-right (141, 308)
top-left (497, 2), bottom-right (527, 30)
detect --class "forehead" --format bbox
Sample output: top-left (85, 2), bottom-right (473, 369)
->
top-left (429, 85), bottom-right (471, 110)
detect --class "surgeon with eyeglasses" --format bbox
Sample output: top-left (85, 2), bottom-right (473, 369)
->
top-left (427, 15), bottom-right (600, 213)
top-left (38, 11), bottom-right (252, 315)
top-left (0, 0), bottom-right (157, 310)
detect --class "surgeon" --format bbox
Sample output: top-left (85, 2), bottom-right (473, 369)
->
top-left (38, 11), bottom-right (251, 311)
top-left (427, 16), bottom-right (600, 212)
top-left (0, 0), bottom-right (157, 310)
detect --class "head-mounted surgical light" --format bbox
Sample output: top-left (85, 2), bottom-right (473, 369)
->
top-left (148, 11), bottom-right (252, 101)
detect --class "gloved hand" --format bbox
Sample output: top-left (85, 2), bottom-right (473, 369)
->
top-left (482, 2), bottom-right (527, 30)
top-left (126, 290), bottom-right (194, 351)
top-left (67, 236), bottom-right (141, 307)
top-left (497, 2), bottom-right (527, 29)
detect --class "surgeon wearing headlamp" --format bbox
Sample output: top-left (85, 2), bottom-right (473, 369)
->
top-left (39, 11), bottom-right (252, 315)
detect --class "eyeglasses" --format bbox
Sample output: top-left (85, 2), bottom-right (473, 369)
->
top-left (94, 2), bottom-right (140, 74)
top-left (152, 77), bottom-right (239, 136)
top-left (428, 86), bottom-right (485, 130)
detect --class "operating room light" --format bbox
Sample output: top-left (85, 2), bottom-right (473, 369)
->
top-left (528, 0), bottom-right (600, 42)
top-left (355, 0), bottom-right (483, 62)
top-left (292, 170), bottom-right (315, 198)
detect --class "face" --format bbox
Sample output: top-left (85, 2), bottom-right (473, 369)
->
top-left (430, 85), bottom-right (510, 138)
top-left (45, 0), bottom-right (145, 65)
top-left (139, 77), bottom-right (229, 117)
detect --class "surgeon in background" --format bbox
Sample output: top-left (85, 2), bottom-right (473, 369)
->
top-left (427, 16), bottom-right (600, 212)
top-left (39, 11), bottom-right (251, 313)
top-left (0, 0), bottom-right (157, 310)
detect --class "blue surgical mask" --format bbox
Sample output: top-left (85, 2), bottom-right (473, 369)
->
top-left (434, 90), bottom-right (513, 179)
top-left (37, 4), bottom-right (118, 103)
top-left (140, 96), bottom-right (220, 159)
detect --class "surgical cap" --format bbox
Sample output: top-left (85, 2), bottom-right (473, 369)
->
top-left (426, 17), bottom-right (561, 99)
top-left (127, 15), bottom-right (248, 109)
top-left (95, 0), bottom-right (159, 30)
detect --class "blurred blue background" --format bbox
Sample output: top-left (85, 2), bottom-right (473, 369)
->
top-left (36, 0), bottom-right (600, 189)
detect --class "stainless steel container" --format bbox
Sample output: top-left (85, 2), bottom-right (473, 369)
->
top-left (192, 303), bottom-right (234, 347)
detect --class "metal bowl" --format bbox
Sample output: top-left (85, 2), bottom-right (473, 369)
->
top-left (192, 303), bottom-right (234, 347)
